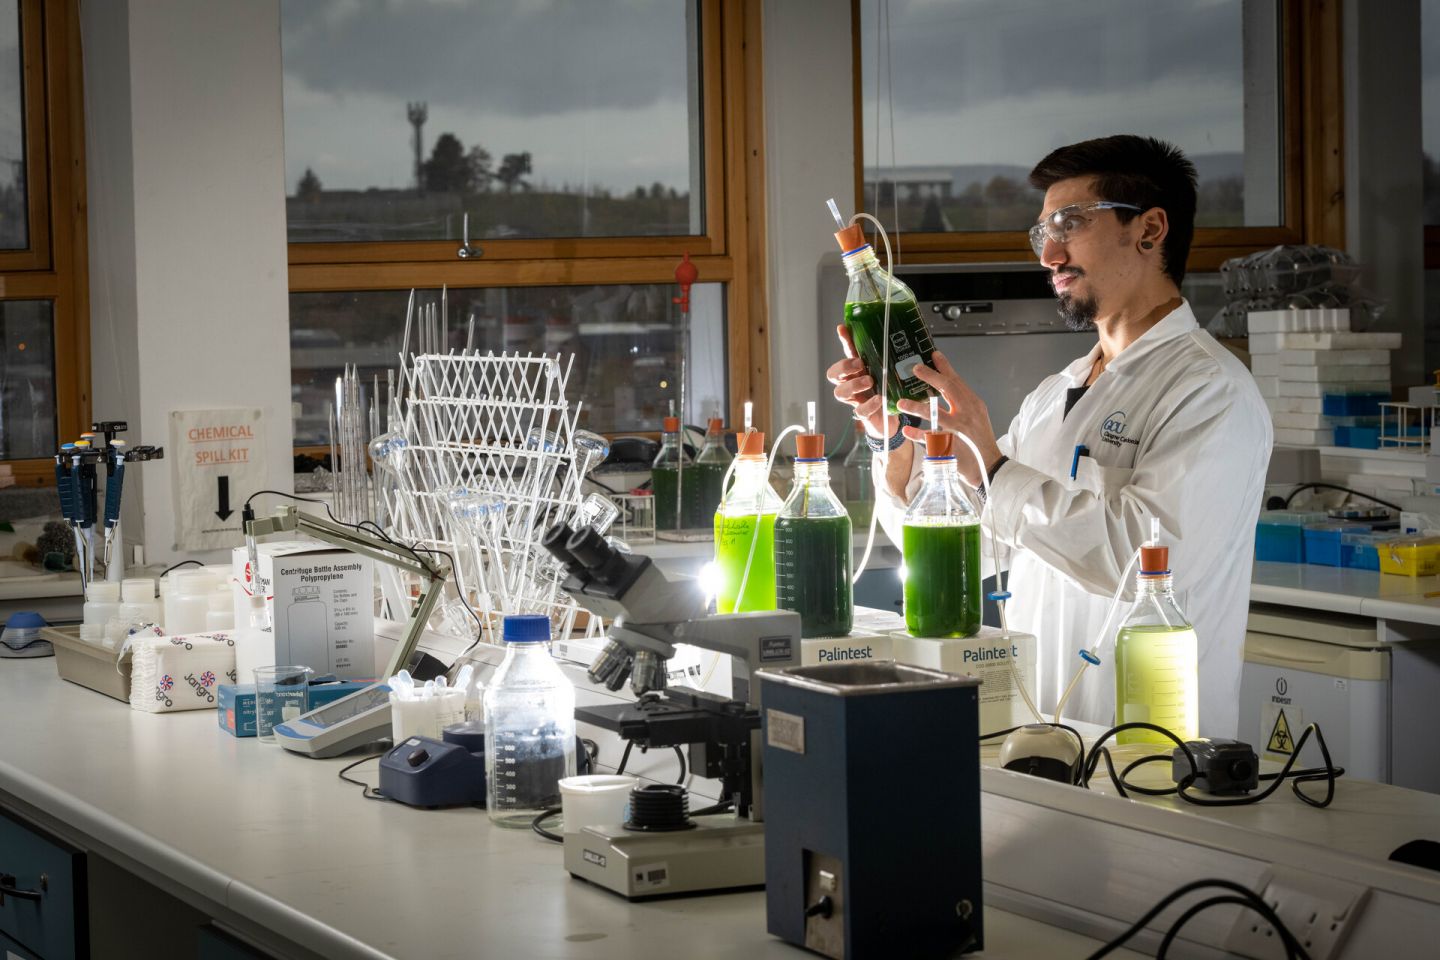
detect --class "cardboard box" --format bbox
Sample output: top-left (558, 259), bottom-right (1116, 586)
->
top-left (232, 541), bottom-right (374, 680)
top-left (891, 626), bottom-right (1038, 734)
top-left (800, 632), bottom-right (894, 666)
top-left (217, 679), bottom-right (372, 737)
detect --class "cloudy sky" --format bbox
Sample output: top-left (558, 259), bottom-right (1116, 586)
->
top-left (0, 4), bottom-right (20, 191)
top-left (281, 0), bottom-right (698, 195)
top-left (859, 0), bottom-right (1252, 172)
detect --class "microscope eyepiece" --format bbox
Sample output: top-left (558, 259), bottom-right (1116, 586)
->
top-left (566, 526), bottom-right (613, 571)
top-left (541, 522), bottom-right (580, 570)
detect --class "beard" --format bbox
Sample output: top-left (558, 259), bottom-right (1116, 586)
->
top-left (1057, 292), bottom-right (1098, 331)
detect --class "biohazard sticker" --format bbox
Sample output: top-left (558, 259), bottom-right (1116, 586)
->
top-left (1261, 703), bottom-right (1302, 757)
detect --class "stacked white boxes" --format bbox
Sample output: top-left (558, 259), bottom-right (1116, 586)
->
top-left (1248, 309), bottom-right (1400, 447)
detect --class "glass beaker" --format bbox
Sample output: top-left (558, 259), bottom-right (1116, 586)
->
top-left (254, 665), bottom-right (313, 743)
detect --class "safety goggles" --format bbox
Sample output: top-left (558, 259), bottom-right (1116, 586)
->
top-left (1028, 201), bottom-right (1144, 257)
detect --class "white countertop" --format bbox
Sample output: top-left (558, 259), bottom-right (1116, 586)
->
top-left (0, 658), bottom-right (1142, 960)
top-left (1251, 561), bottom-right (1440, 625)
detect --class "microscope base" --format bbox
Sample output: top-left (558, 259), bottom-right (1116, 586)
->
top-left (564, 815), bottom-right (765, 900)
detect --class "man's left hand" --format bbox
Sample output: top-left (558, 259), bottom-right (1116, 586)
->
top-left (897, 351), bottom-right (1003, 487)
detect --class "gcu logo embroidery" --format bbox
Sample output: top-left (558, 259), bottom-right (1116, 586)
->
top-left (1099, 410), bottom-right (1139, 448)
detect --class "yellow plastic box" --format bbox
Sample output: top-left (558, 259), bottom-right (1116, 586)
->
top-left (1377, 536), bottom-right (1440, 576)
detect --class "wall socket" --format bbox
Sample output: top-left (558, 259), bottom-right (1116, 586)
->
top-left (1223, 867), bottom-right (1368, 960)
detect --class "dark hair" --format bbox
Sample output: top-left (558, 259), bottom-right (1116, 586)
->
top-left (1028, 135), bottom-right (1197, 286)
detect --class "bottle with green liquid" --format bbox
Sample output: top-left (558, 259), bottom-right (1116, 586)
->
top-left (651, 416), bottom-right (695, 532)
top-left (774, 432), bottom-right (853, 637)
top-left (833, 218), bottom-right (936, 418)
top-left (1114, 544), bottom-right (1199, 746)
top-left (902, 431), bottom-right (981, 638)
top-left (693, 417), bottom-right (732, 527)
top-left (714, 431), bottom-right (781, 613)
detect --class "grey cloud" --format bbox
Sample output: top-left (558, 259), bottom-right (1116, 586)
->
top-left (282, 0), bottom-right (692, 116)
top-left (860, 0), bottom-right (1244, 111)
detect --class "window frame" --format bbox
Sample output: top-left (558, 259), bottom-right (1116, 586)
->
top-left (285, 0), bottom-right (771, 437)
top-left (849, 0), bottom-right (1345, 272)
top-left (0, 0), bottom-right (89, 489)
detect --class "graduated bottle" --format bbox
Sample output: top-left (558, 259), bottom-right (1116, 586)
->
top-left (484, 614), bottom-right (577, 828)
top-left (1114, 545), bottom-right (1199, 745)
top-left (775, 433), bottom-right (853, 637)
top-left (834, 221), bottom-right (935, 417)
top-left (693, 417), bottom-right (732, 525)
top-left (902, 431), bottom-right (981, 638)
top-left (713, 431), bottom-right (781, 613)
top-left (651, 416), bottom-right (694, 531)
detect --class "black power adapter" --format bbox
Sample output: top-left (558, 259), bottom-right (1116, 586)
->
top-left (1172, 738), bottom-right (1259, 795)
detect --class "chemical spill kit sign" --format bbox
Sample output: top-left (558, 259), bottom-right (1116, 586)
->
top-left (170, 408), bottom-right (266, 551)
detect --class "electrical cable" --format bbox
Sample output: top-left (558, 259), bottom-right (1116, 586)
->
top-left (337, 753), bottom-right (388, 802)
top-left (1283, 482), bottom-right (1402, 512)
top-left (1084, 877), bottom-right (1310, 960)
top-left (615, 740), bottom-right (634, 776)
top-left (673, 745), bottom-right (688, 784)
top-left (531, 806), bottom-right (564, 844)
top-left (159, 559), bottom-right (204, 577)
top-left (1156, 895), bottom-right (1305, 960)
top-left (690, 799), bottom-right (734, 817)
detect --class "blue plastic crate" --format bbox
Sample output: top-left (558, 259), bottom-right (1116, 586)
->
top-left (1322, 392), bottom-right (1389, 417)
top-left (1303, 522), bottom-right (1369, 567)
top-left (1333, 425), bottom-right (1381, 449)
top-left (1255, 511), bottom-right (1328, 564)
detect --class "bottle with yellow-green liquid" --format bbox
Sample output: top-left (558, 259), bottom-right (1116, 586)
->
top-left (713, 431), bottom-right (781, 614)
top-left (902, 431), bottom-right (982, 638)
top-left (834, 221), bottom-right (936, 419)
top-left (1114, 544), bottom-right (1199, 746)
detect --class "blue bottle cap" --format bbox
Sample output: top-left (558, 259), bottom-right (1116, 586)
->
top-left (502, 614), bottom-right (551, 643)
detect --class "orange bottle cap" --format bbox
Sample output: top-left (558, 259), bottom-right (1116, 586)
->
top-left (708, 417), bottom-right (725, 432)
top-left (1140, 545), bottom-right (1170, 575)
top-left (834, 223), bottom-right (867, 255)
top-left (795, 434), bottom-right (825, 459)
top-left (737, 431), bottom-right (766, 458)
top-left (924, 431), bottom-right (953, 458)
top-left (662, 416), bottom-right (680, 433)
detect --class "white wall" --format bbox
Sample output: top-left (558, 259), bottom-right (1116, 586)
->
top-left (82, 0), bottom-right (294, 565)
top-left (761, 0), bottom-right (855, 438)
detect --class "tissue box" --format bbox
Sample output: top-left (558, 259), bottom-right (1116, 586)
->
top-left (232, 541), bottom-right (374, 680)
top-left (217, 679), bottom-right (372, 737)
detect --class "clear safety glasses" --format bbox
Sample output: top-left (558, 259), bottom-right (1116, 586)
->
top-left (1028, 201), bottom-right (1144, 258)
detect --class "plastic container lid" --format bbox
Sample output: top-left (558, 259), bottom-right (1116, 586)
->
top-left (1303, 521), bottom-right (1370, 533)
top-left (795, 434), bottom-right (825, 459)
top-left (662, 416), bottom-right (680, 433)
top-left (174, 570), bottom-right (212, 594)
top-left (5, 611), bottom-right (45, 630)
top-left (1258, 511), bottom-right (1328, 526)
top-left (502, 614), bottom-right (551, 643)
top-left (924, 432), bottom-right (953, 458)
top-left (121, 577), bottom-right (155, 602)
top-left (87, 581), bottom-right (121, 602)
top-left (738, 431), bottom-right (766, 458)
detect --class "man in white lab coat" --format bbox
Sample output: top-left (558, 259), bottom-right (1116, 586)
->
top-left (828, 135), bottom-right (1272, 739)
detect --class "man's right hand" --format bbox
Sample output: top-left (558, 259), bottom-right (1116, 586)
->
top-left (826, 324), bottom-right (893, 439)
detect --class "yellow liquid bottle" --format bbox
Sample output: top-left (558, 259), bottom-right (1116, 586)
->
top-left (713, 431), bottom-right (782, 614)
top-left (1114, 545), bottom-right (1199, 746)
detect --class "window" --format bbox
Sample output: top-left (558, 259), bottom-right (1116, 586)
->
top-left (282, 1), bottom-right (764, 441)
top-left (856, 0), bottom-right (1342, 270)
top-left (0, 0), bottom-right (87, 488)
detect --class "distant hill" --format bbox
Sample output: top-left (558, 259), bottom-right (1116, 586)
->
top-left (865, 152), bottom-right (1244, 192)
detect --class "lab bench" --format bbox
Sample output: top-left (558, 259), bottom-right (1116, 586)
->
top-left (0, 658), bottom-right (1147, 960)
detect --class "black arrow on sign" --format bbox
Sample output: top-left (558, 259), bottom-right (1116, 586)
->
top-left (216, 475), bottom-right (233, 521)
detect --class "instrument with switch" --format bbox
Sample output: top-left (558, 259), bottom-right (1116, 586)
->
top-left (542, 521), bottom-right (800, 898)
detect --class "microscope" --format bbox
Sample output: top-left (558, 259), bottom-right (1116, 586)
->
top-left (541, 521), bottom-right (800, 898)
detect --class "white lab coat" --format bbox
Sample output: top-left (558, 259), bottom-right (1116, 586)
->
top-left (877, 301), bottom-right (1272, 738)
